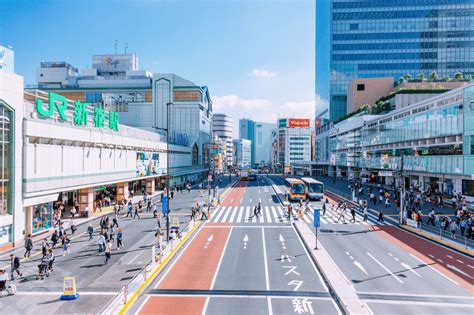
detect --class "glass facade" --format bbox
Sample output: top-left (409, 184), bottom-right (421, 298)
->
top-left (32, 202), bottom-right (53, 234)
top-left (0, 102), bottom-right (12, 217)
top-left (317, 0), bottom-right (474, 122)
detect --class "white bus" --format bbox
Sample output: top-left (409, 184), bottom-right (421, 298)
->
top-left (301, 177), bottom-right (324, 201)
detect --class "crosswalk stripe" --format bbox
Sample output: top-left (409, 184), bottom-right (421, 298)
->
top-left (277, 206), bottom-right (287, 222)
top-left (259, 208), bottom-right (265, 223)
top-left (303, 213), bottom-right (311, 223)
top-left (244, 206), bottom-right (250, 223)
top-left (251, 207), bottom-right (257, 223)
top-left (220, 206), bottom-right (232, 222)
top-left (229, 206), bottom-right (238, 222)
top-left (236, 206), bottom-right (244, 223)
top-left (271, 206), bottom-right (279, 222)
top-left (211, 206), bottom-right (224, 222)
top-left (265, 206), bottom-right (272, 223)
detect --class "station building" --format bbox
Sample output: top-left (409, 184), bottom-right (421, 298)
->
top-left (0, 54), bottom-right (208, 249)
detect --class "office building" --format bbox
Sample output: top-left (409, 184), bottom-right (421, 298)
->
top-left (316, 0), bottom-right (474, 123)
top-left (239, 119), bottom-right (275, 168)
top-left (212, 113), bottom-right (234, 169)
top-left (233, 139), bottom-right (252, 169)
top-left (276, 118), bottom-right (313, 173)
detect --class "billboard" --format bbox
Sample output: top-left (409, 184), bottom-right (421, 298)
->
top-left (92, 54), bottom-right (137, 72)
top-left (136, 152), bottom-right (163, 177)
top-left (288, 118), bottom-right (310, 128)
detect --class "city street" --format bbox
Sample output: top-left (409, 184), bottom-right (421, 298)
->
top-left (0, 176), bottom-right (235, 314)
top-left (131, 176), bottom-right (341, 315)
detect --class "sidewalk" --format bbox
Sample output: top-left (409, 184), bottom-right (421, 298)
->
top-left (320, 176), bottom-right (473, 256)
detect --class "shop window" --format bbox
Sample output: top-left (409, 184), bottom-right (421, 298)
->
top-left (32, 203), bottom-right (53, 234)
top-left (357, 84), bottom-right (365, 91)
top-left (192, 143), bottom-right (199, 166)
top-left (462, 180), bottom-right (474, 197)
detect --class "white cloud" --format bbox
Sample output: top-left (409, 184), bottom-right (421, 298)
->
top-left (250, 68), bottom-right (277, 78)
top-left (277, 100), bottom-right (315, 119)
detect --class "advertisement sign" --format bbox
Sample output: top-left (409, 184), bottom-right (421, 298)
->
top-left (92, 54), bottom-right (137, 72)
top-left (313, 208), bottom-right (320, 228)
top-left (288, 118), bottom-right (310, 128)
top-left (379, 171), bottom-right (393, 177)
top-left (406, 219), bottom-right (418, 228)
top-left (162, 196), bottom-right (168, 215)
top-left (136, 152), bottom-right (161, 177)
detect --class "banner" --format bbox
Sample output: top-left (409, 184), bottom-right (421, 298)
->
top-left (136, 152), bottom-right (161, 177)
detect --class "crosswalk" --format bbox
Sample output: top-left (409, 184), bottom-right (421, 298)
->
top-left (208, 205), bottom-right (386, 226)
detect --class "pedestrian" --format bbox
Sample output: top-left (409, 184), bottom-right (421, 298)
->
top-left (70, 220), bottom-right (77, 235)
top-left (41, 238), bottom-right (49, 257)
top-left (450, 221), bottom-right (459, 239)
top-left (201, 204), bottom-right (208, 220)
top-left (287, 204), bottom-right (292, 220)
top-left (51, 230), bottom-right (59, 248)
top-left (133, 206), bottom-right (141, 220)
top-left (170, 190), bottom-right (174, 199)
top-left (62, 234), bottom-right (71, 257)
top-left (350, 207), bottom-right (356, 223)
top-left (377, 210), bottom-right (384, 223)
top-left (337, 206), bottom-right (346, 222)
top-left (384, 198), bottom-right (390, 208)
top-left (9, 254), bottom-right (22, 280)
top-left (126, 203), bottom-right (133, 218)
top-left (153, 205), bottom-right (158, 217)
top-left (379, 195), bottom-right (383, 204)
top-left (97, 233), bottom-right (106, 253)
top-left (87, 224), bottom-right (94, 240)
top-left (459, 219), bottom-right (467, 237)
top-left (256, 202), bottom-right (262, 217)
top-left (155, 227), bottom-right (162, 251)
top-left (190, 207), bottom-right (196, 221)
top-left (24, 234), bottom-right (33, 258)
top-left (104, 240), bottom-right (112, 264)
top-left (426, 209), bottom-right (435, 226)
top-left (322, 199), bottom-right (327, 216)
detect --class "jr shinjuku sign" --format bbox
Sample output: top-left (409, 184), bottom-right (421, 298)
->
top-left (36, 92), bottom-right (119, 131)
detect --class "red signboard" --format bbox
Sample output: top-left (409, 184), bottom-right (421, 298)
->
top-left (288, 118), bottom-right (310, 128)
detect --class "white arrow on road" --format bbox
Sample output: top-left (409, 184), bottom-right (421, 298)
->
top-left (447, 264), bottom-right (474, 279)
top-left (354, 261), bottom-right (368, 275)
top-left (279, 234), bottom-right (286, 249)
top-left (204, 234), bottom-right (214, 249)
top-left (401, 262), bottom-right (421, 278)
top-left (288, 280), bottom-right (303, 291)
top-left (243, 234), bottom-right (248, 249)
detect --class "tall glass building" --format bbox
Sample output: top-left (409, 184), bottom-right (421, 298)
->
top-left (316, 0), bottom-right (474, 122)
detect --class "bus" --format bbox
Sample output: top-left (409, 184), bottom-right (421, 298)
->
top-left (301, 177), bottom-right (324, 201)
top-left (284, 178), bottom-right (306, 201)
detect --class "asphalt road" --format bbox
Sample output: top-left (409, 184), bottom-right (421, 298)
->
top-left (132, 175), bottom-right (341, 315)
top-left (0, 175), bottom-right (235, 314)
top-left (270, 175), bottom-right (474, 315)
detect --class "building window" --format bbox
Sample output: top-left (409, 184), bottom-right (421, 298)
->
top-left (0, 102), bottom-right (12, 217)
top-left (357, 84), bottom-right (365, 91)
top-left (33, 203), bottom-right (53, 234)
top-left (350, 23), bottom-right (358, 30)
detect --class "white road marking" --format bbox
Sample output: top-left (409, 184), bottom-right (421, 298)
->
top-left (240, 198), bottom-right (243, 203)
top-left (228, 206), bottom-right (238, 222)
top-left (204, 234), bottom-right (214, 249)
top-left (456, 260), bottom-right (464, 264)
top-left (349, 256), bottom-right (354, 260)
top-left (243, 234), bottom-right (248, 249)
top-left (437, 259), bottom-right (444, 263)
top-left (220, 206), bottom-right (232, 222)
top-left (388, 253), bottom-right (393, 257)
top-left (287, 280), bottom-right (303, 291)
top-left (394, 257), bottom-right (400, 262)
top-left (244, 206), bottom-right (251, 222)
top-left (345, 251), bottom-right (350, 255)
top-left (367, 300), bottom-right (474, 308)
top-left (269, 198), bottom-right (272, 202)
top-left (367, 252), bottom-right (403, 283)
top-left (354, 261), bottom-right (369, 275)
top-left (428, 254), bottom-right (434, 258)
top-left (236, 206), bottom-right (244, 223)
top-left (467, 265), bottom-right (474, 269)
top-left (262, 227), bottom-right (271, 291)
top-left (250, 199), bottom-right (252, 203)
top-left (270, 206), bottom-right (279, 223)
top-left (401, 262), bottom-right (422, 277)
top-left (265, 206), bottom-right (272, 223)
top-left (212, 206), bottom-right (226, 222)
top-left (447, 255), bottom-right (453, 259)
top-left (409, 254), bottom-right (459, 286)
top-left (446, 264), bottom-right (474, 279)
top-left (231, 199), bottom-right (234, 203)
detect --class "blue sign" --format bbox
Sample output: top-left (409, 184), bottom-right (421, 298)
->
top-left (162, 196), bottom-right (169, 215)
top-left (313, 208), bottom-right (320, 228)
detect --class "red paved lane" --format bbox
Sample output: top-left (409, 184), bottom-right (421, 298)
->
top-left (220, 180), bottom-right (247, 206)
top-left (138, 226), bottom-right (232, 314)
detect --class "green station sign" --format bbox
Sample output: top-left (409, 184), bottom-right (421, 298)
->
top-left (36, 92), bottom-right (119, 131)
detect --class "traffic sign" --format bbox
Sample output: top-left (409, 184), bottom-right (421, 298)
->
top-left (162, 196), bottom-right (169, 215)
top-left (313, 208), bottom-right (320, 228)
top-left (60, 277), bottom-right (79, 300)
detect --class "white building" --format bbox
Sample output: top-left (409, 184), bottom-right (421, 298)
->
top-left (212, 113), bottom-right (233, 169)
top-left (0, 66), bottom-right (198, 249)
top-left (239, 119), bottom-right (275, 168)
top-left (233, 139), bottom-right (252, 169)
top-left (277, 118), bottom-right (313, 173)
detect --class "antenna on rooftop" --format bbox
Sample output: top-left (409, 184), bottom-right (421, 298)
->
top-left (114, 40), bottom-right (118, 54)
top-left (125, 43), bottom-right (128, 54)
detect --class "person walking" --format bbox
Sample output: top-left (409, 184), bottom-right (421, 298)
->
top-left (24, 234), bottom-right (33, 258)
top-left (97, 233), bottom-right (106, 253)
top-left (201, 203), bottom-right (208, 220)
top-left (51, 230), bottom-right (59, 248)
top-left (190, 207), bottom-right (196, 221)
top-left (126, 202), bottom-right (133, 218)
top-left (41, 238), bottom-right (50, 257)
top-left (62, 234), bottom-right (71, 257)
top-left (323, 199), bottom-right (329, 216)
top-left (256, 202), bottom-right (262, 217)
top-left (350, 207), bottom-right (356, 223)
top-left (116, 228), bottom-right (123, 249)
top-left (337, 205), bottom-right (346, 222)
top-left (104, 240), bottom-right (112, 265)
top-left (155, 226), bottom-right (163, 252)
top-left (459, 219), bottom-right (467, 236)
top-left (426, 209), bottom-right (435, 226)
top-left (287, 204), bottom-right (293, 220)
top-left (9, 254), bottom-right (22, 280)
top-left (450, 221), bottom-right (459, 239)
top-left (377, 210), bottom-right (384, 223)
top-left (153, 204), bottom-right (158, 218)
top-left (70, 206), bottom-right (77, 220)
top-left (133, 206), bottom-right (141, 220)
top-left (70, 220), bottom-right (77, 235)
top-left (87, 224), bottom-right (94, 240)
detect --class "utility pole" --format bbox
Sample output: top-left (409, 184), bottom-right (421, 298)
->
top-left (399, 155), bottom-right (405, 225)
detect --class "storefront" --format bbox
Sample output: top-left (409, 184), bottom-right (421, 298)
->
top-left (32, 202), bottom-right (53, 234)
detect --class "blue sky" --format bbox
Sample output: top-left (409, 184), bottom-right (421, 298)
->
top-left (0, 0), bottom-right (316, 136)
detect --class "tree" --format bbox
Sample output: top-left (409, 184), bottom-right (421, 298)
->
top-left (403, 73), bottom-right (412, 81)
top-left (399, 77), bottom-right (405, 84)
top-left (416, 73), bottom-right (424, 81)
top-left (442, 75), bottom-right (450, 82)
top-left (429, 71), bottom-right (438, 82)
top-left (454, 72), bottom-right (464, 81)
